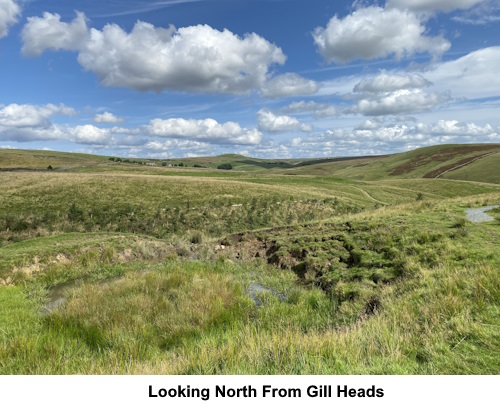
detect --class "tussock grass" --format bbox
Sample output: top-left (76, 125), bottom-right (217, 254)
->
top-left (1, 148), bottom-right (499, 374)
top-left (1, 193), bottom-right (499, 374)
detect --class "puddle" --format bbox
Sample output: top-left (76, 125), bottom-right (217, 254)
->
top-left (465, 205), bottom-right (499, 223)
top-left (247, 283), bottom-right (285, 306)
top-left (41, 275), bottom-right (124, 315)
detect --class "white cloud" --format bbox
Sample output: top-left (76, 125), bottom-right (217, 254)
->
top-left (146, 118), bottom-right (262, 145)
top-left (133, 139), bottom-right (216, 158)
top-left (0, 102), bottom-right (264, 147)
top-left (0, 103), bottom-right (75, 128)
top-left (280, 117), bottom-right (499, 158)
top-left (355, 118), bottom-right (385, 130)
top-left (426, 47), bottom-right (500, 99)
top-left (451, 1), bottom-right (500, 24)
top-left (387, 0), bottom-right (485, 13)
top-left (21, 12), bottom-right (88, 56)
top-left (352, 89), bottom-right (450, 116)
top-left (261, 73), bottom-right (319, 98)
top-left (0, 0), bottom-right (20, 39)
top-left (0, 124), bottom-right (66, 142)
top-left (257, 109), bottom-right (312, 132)
top-left (0, 103), bottom-right (115, 145)
top-left (69, 125), bottom-right (113, 145)
top-left (281, 101), bottom-right (338, 118)
top-left (428, 120), bottom-right (497, 136)
top-left (22, 12), bottom-right (287, 94)
top-left (94, 111), bottom-right (124, 124)
top-left (313, 6), bottom-right (450, 63)
top-left (353, 72), bottom-right (431, 93)
top-left (349, 72), bottom-right (441, 116)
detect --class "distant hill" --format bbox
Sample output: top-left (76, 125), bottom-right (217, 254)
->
top-left (0, 149), bottom-right (108, 170)
top-left (1, 143), bottom-right (499, 183)
top-left (289, 144), bottom-right (500, 184)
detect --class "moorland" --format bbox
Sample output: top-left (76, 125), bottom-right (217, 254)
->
top-left (0, 143), bottom-right (499, 374)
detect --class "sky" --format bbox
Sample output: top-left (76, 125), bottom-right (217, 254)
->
top-left (0, 0), bottom-right (500, 159)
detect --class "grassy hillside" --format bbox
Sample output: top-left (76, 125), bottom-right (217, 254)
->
top-left (0, 149), bottom-right (108, 170)
top-left (0, 145), bottom-right (499, 374)
top-left (290, 144), bottom-right (500, 183)
top-left (441, 152), bottom-right (500, 184)
top-left (2, 144), bottom-right (499, 183)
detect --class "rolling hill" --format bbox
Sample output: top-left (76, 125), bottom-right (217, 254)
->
top-left (2, 143), bottom-right (499, 184)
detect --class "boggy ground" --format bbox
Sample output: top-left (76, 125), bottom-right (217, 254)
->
top-left (0, 191), bottom-right (499, 374)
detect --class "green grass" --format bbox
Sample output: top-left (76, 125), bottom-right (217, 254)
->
top-left (1, 146), bottom-right (499, 374)
top-left (1, 194), bottom-right (499, 374)
top-left (290, 144), bottom-right (500, 183)
top-left (0, 149), bottom-right (109, 169)
top-left (443, 153), bottom-right (500, 184)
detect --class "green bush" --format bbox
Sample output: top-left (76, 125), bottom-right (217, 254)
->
top-left (68, 203), bottom-right (85, 222)
top-left (217, 163), bottom-right (233, 170)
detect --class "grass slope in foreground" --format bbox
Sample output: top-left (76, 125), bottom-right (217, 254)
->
top-left (0, 195), bottom-right (499, 374)
top-left (0, 146), bottom-right (499, 374)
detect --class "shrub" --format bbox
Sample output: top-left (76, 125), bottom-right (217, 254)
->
top-left (416, 192), bottom-right (424, 201)
top-left (47, 165), bottom-right (53, 170)
top-left (190, 231), bottom-right (203, 244)
top-left (68, 203), bottom-right (85, 222)
top-left (217, 163), bottom-right (233, 170)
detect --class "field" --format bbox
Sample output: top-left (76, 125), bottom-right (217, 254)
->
top-left (0, 145), bottom-right (499, 374)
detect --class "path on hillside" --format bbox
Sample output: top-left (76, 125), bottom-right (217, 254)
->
top-left (349, 186), bottom-right (387, 205)
top-left (435, 152), bottom-right (497, 178)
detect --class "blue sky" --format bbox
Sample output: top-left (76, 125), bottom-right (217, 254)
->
top-left (1, 0), bottom-right (500, 158)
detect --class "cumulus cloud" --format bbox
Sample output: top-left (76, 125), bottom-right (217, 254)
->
top-left (353, 72), bottom-right (431, 93)
top-left (348, 71), bottom-right (449, 116)
top-left (281, 101), bottom-right (338, 118)
top-left (0, 101), bottom-right (265, 147)
top-left (352, 89), bottom-right (450, 116)
top-left (355, 118), bottom-right (386, 130)
top-left (387, 0), bottom-right (485, 13)
top-left (313, 6), bottom-right (450, 63)
top-left (0, 0), bottom-right (20, 38)
top-left (0, 103), bottom-right (75, 128)
top-left (22, 12), bottom-right (288, 94)
top-left (257, 109), bottom-right (312, 133)
top-left (426, 47), bottom-right (500, 99)
top-left (94, 111), bottom-right (124, 124)
top-left (280, 117), bottom-right (499, 158)
top-left (127, 138), bottom-right (217, 159)
top-left (0, 124), bottom-right (65, 142)
top-left (146, 118), bottom-right (262, 145)
top-left (21, 11), bottom-right (88, 56)
top-left (69, 125), bottom-right (113, 145)
top-left (0, 103), bottom-right (115, 145)
top-left (428, 120), bottom-right (497, 136)
top-left (261, 73), bottom-right (319, 98)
